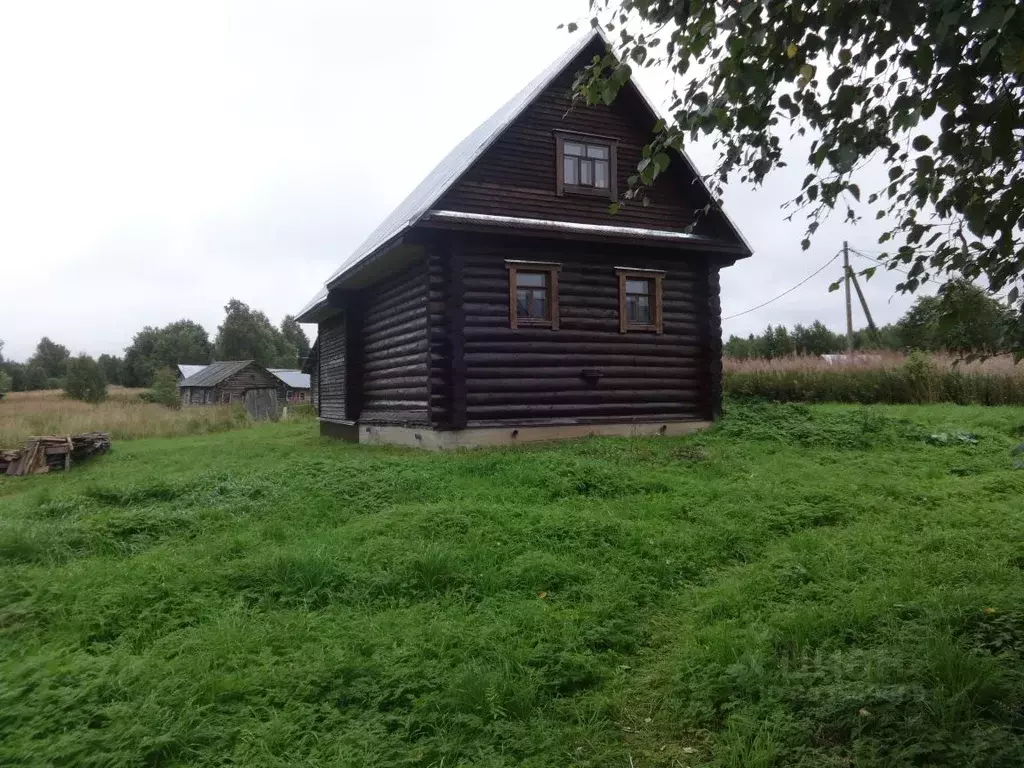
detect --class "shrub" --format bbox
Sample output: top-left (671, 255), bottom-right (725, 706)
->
top-left (64, 355), bottom-right (107, 403)
top-left (0, 370), bottom-right (11, 395)
top-left (148, 368), bottom-right (181, 408)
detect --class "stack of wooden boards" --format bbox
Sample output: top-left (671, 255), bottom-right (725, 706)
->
top-left (0, 432), bottom-right (111, 476)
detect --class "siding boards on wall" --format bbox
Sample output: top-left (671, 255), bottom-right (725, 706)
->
top-left (359, 260), bottom-right (430, 425)
top-left (318, 315), bottom-right (347, 422)
top-left (436, 45), bottom-right (712, 235)
top-left (454, 233), bottom-right (710, 426)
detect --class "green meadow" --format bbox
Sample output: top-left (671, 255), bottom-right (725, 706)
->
top-left (1, 402), bottom-right (1023, 767)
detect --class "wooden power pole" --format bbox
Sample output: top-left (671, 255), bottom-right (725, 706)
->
top-left (843, 241), bottom-right (854, 353)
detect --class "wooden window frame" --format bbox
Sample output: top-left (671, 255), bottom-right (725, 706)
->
top-left (616, 267), bottom-right (665, 334)
top-left (506, 260), bottom-right (561, 330)
top-left (555, 131), bottom-right (618, 201)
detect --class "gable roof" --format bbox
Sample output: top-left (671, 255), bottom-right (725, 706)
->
top-left (268, 369), bottom-right (310, 390)
top-left (298, 29), bottom-right (751, 321)
top-left (179, 360), bottom-right (255, 388)
top-left (177, 363), bottom-right (207, 380)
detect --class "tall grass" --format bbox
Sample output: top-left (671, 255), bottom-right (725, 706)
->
top-left (0, 389), bottom-right (249, 446)
top-left (725, 352), bottom-right (1024, 405)
top-left (1, 404), bottom-right (1023, 766)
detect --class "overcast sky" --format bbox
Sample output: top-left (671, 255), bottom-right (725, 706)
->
top-left (0, 0), bottom-right (923, 362)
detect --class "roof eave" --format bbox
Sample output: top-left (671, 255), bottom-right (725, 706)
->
top-left (422, 210), bottom-right (749, 256)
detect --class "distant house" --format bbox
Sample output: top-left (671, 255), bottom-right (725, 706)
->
top-left (176, 364), bottom-right (207, 381)
top-left (178, 361), bottom-right (281, 407)
top-left (295, 30), bottom-right (751, 448)
top-left (268, 369), bottom-right (311, 404)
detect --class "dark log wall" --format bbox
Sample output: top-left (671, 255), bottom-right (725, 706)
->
top-left (439, 233), bottom-right (716, 427)
top-left (358, 260), bottom-right (430, 425)
top-left (318, 315), bottom-right (347, 422)
top-left (436, 41), bottom-right (722, 236)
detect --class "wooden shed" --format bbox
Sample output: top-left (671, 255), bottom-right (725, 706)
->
top-left (178, 360), bottom-right (281, 407)
top-left (296, 30), bottom-right (752, 449)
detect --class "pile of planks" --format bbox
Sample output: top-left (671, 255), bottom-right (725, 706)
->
top-left (1, 432), bottom-right (111, 476)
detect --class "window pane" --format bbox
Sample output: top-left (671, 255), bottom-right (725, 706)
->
top-left (563, 156), bottom-right (578, 185)
top-left (580, 159), bottom-right (593, 186)
top-left (586, 144), bottom-right (609, 159)
top-left (517, 290), bottom-right (531, 315)
top-left (517, 272), bottom-right (547, 288)
top-left (626, 278), bottom-right (651, 295)
top-left (564, 141), bottom-right (585, 156)
top-left (594, 160), bottom-right (609, 189)
top-left (532, 291), bottom-right (548, 319)
top-left (626, 295), bottom-right (652, 324)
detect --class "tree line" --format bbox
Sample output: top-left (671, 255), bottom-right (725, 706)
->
top-left (0, 300), bottom-right (311, 399)
top-left (727, 281), bottom-right (1021, 359)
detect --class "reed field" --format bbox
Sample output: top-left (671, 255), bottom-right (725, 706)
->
top-left (725, 351), bottom-right (1024, 406)
top-left (0, 389), bottom-right (249, 447)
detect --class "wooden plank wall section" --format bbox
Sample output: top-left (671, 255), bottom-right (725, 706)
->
top-left (436, 46), bottom-right (712, 234)
top-left (318, 315), bottom-right (347, 422)
top-left (455, 233), bottom-right (709, 427)
top-left (359, 260), bottom-right (430, 425)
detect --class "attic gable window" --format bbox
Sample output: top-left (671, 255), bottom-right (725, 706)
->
top-left (556, 133), bottom-right (617, 200)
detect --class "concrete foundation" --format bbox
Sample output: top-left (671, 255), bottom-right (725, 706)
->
top-left (317, 419), bottom-right (712, 450)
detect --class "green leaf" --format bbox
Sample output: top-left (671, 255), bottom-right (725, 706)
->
top-left (653, 152), bottom-right (671, 172)
top-left (800, 238), bottom-right (811, 250)
top-left (912, 135), bottom-right (933, 151)
top-left (828, 280), bottom-right (842, 292)
top-left (567, 22), bottom-right (578, 33)
top-left (608, 202), bottom-right (621, 215)
top-left (799, 63), bottom-right (815, 79)
top-left (848, 183), bottom-right (861, 201)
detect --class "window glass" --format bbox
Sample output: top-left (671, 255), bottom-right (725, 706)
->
top-left (587, 145), bottom-right (609, 159)
top-left (625, 278), bottom-right (653, 325)
top-left (517, 272), bottom-right (547, 288)
top-left (563, 156), bottom-right (578, 185)
top-left (594, 162), bottom-right (609, 189)
top-left (516, 272), bottom-right (550, 321)
top-left (580, 159), bottom-right (593, 186)
top-left (627, 294), bottom-right (652, 324)
top-left (564, 142), bottom-right (585, 156)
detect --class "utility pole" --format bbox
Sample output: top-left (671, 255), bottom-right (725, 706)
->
top-left (849, 270), bottom-right (877, 335)
top-left (843, 241), bottom-right (854, 354)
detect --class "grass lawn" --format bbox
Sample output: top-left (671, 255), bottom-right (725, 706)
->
top-left (1, 403), bottom-right (1023, 767)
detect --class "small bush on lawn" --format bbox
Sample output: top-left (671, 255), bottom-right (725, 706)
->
top-left (63, 355), bottom-right (107, 403)
top-left (725, 353), bottom-right (1024, 405)
top-left (148, 368), bottom-right (181, 408)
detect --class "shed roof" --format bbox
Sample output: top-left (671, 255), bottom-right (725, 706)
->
top-left (297, 29), bottom-right (751, 322)
top-left (179, 360), bottom-right (254, 388)
top-left (268, 369), bottom-right (311, 390)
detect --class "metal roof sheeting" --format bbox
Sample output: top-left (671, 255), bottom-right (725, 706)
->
top-left (178, 360), bottom-right (254, 388)
top-left (268, 369), bottom-right (311, 390)
top-left (177, 364), bottom-right (207, 380)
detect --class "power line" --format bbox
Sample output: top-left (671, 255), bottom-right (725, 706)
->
top-left (723, 251), bottom-right (842, 321)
